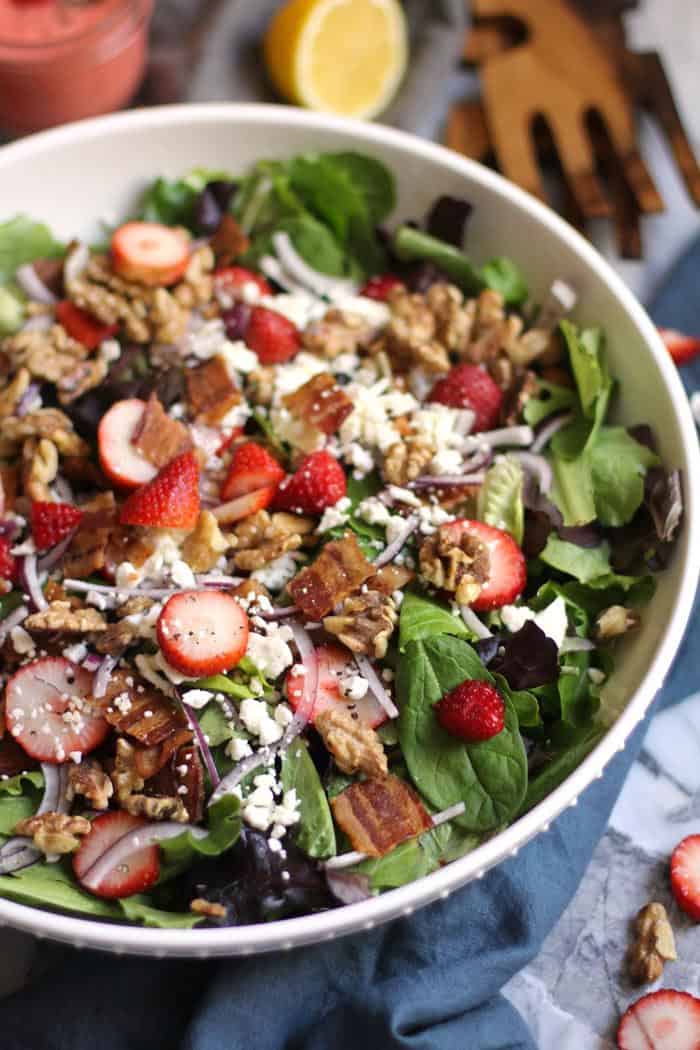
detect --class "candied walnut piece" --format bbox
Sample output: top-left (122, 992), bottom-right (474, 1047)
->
top-left (381, 285), bottom-right (450, 374)
top-left (0, 366), bottom-right (30, 420)
top-left (132, 392), bottom-right (192, 468)
top-left (0, 464), bottom-right (18, 513)
top-left (191, 898), bottom-right (227, 919)
top-left (367, 563), bottom-right (414, 595)
top-left (63, 491), bottom-right (117, 579)
top-left (174, 245), bottom-right (215, 307)
top-left (232, 509), bottom-right (312, 571)
top-left (419, 525), bottom-right (490, 605)
top-left (2, 408), bottom-right (89, 457)
top-left (283, 372), bottom-right (353, 435)
top-left (101, 671), bottom-right (190, 748)
top-left (324, 590), bottom-right (397, 659)
top-left (122, 793), bottom-right (189, 822)
top-left (185, 356), bottom-right (241, 424)
top-left (315, 708), bottom-right (388, 778)
top-left (24, 600), bottom-right (107, 635)
top-left (15, 812), bottom-right (92, 855)
top-left (66, 758), bottom-right (114, 810)
top-left (111, 737), bottom-right (145, 801)
top-left (425, 282), bottom-right (475, 353)
top-left (210, 213), bottom-right (249, 266)
top-left (628, 902), bottom-right (677, 984)
top-left (289, 534), bottom-right (375, 620)
top-left (3, 324), bottom-right (88, 386)
top-left (595, 605), bottom-right (641, 641)
top-left (182, 510), bottom-right (230, 572)
top-left (383, 435), bottom-right (434, 485)
top-left (331, 774), bottom-right (432, 857)
top-left (302, 308), bottom-right (373, 359)
top-left (57, 356), bottom-right (109, 405)
top-left (22, 437), bottom-right (58, 501)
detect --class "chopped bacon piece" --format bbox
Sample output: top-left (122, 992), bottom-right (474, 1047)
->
top-left (0, 734), bottom-right (40, 777)
top-left (367, 563), bottom-right (415, 595)
top-left (282, 373), bottom-right (354, 435)
top-left (288, 534), bottom-right (375, 620)
top-left (185, 356), bottom-right (241, 424)
top-left (100, 671), bottom-right (190, 749)
top-left (210, 214), bottom-right (250, 266)
top-left (132, 393), bottom-right (193, 469)
top-left (103, 526), bottom-right (156, 579)
top-left (145, 742), bottom-right (204, 823)
top-left (0, 465), bottom-right (18, 515)
top-left (63, 492), bottom-right (117, 579)
top-left (331, 775), bottom-right (433, 857)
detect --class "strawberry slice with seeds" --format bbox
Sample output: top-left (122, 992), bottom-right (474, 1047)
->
top-left (245, 306), bottom-right (301, 364)
top-left (55, 300), bottom-right (119, 350)
top-left (429, 363), bottom-right (503, 432)
top-left (220, 441), bottom-right (285, 502)
top-left (73, 811), bottom-right (159, 900)
top-left (617, 989), bottom-right (700, 1050)
top-left (212, 486), bottom-right (276, 525)
top-left (440, 519), bottom-right (526, 611)
top-left (0, 536), bottom-right (17, 584)
top-left (5, 657), bottom-right (109, 764)
top-left (111, 221), bottom-right (189, 287)
top-left (671, 834), bottom-right (700, 920)
top-left (98, 398), bottom-right (158, 490)
top-left (215, 266), bottom-right (272, 300)
top-left (272, 450), bottom-right (346, 515)
top-left (359, 273), bottom-right (404, 301)
top-left (31, 501), bottom-right (83, 552)
top-left (157, 590), bottom-right (249, 677)
top-left (119, 450), bottom-right (200, 530)
top-left (286, 642), bottom-right (387, 729)
top-left (659, 327), bottom-right (700, 367)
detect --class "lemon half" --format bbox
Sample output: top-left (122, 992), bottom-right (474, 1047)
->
top-left (265, 0), bottom-right (409, 121)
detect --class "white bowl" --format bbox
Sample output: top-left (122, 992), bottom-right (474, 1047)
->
top-left (0, 104), bottom-right (697, 958)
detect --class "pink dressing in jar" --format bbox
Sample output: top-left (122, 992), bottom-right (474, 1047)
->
top-left (0, 0), bottom-right (154, 135)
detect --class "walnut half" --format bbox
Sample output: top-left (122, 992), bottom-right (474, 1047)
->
top-left (628, 902), bottom-right (677, 984)
top-left (419, 524), bottom-right (490, 605)
top-left (595, 605), bottom-right (641, 641)
top-left (14, 812), bottom-right (92, 856)
top-left (315, 707), bottom-right (387, 778)
top-left (323, 590), bottom-right (397, 659)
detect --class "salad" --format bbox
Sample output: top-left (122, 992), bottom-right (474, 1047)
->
top-left (0, 151), bottom-right (682, 929)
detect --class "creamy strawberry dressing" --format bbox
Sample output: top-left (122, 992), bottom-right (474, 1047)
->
top-left (0, 0), bottom-right (153, 134)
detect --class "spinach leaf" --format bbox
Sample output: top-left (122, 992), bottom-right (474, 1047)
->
top-left (353, 819), bottom-right (479, 891)
top-left (589, 427), bottom-right (659, 527)
top-left (0, 215), bottom-right (64, 284)
top-left (327, 152), bottom-right (396, 222)
top-left (477, 455), bottom-right (524, 543)
top-left (398, 589), bottom-right (468, 651)
top-left (558, 652), bottom-right (599, 727)
top-left (139, 168), bottom-right (232, 228)
top-left (197, 703), bottom-right (237, 747)
top-left (393, 226), bottom-right (484, 294)
top-left (398, 636), bottom-right (528, 832)
top-left (0, 592), bottom-right (23, 620)
top-left (0, 794), bottom-right (38, 836)
top-left (159, 796), bottom-right (241, 877)
top-left (242, 213), bottom-right (349, 277)
top-left (280, 740), bottom-right (336, 859)
top-left (327, 471), bottom-right (385, 557)
top-left (523, 381), bottom-right (577, 427)
top-left (493, 674), bottom-right (541, 729)
top-left (481, 257), bottom-right (529, 305)
top-left (519, 726), bottom-right (605, 815)
top-left (194, 673), bottom-right (252, 699)
top-left (0, 770), bottom-right (43, 797)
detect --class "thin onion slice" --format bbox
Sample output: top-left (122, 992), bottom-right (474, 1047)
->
top-left (209, 747), bottom-right (273, 803)
top-left (373, 514), bottom-right (419, 568)
top-left (531, 412), bottom-right (574, 454)
top-left (15, 264), bottom-right (57, 305)
top-left (259, 605), bottom-right (300, 622)
top-left (21, 554), bottom-right (47, 611)
top-left (325, 802), bottom-right (467, 870)
top-left (15, 382), bottom-right (41, 417)
top-left (37, 527), bottom-right (79, 574)
top-left (511, 451), bottom-right (553, 494)
top-left (82, 652), bottom-right (103, 673)
top-left (63, 241), bottom-right (90, 286)
top-left (21, 313), bottom-right (53, 334)
top-left (0, 764), bottom-right (69, 873)
top-left (0, 604), bottom-right (28, 646)
top-left (182, 700), bottom-right (221, 790)
top-left (559, 636), bottom-right (596, 653)
top-left (81, 821), bottom-right (207, 892)
top-left (326, 870), bottom-right (372, 904)
top-left (459, 605), bottom-right (492, 640)
top-left (409, 472), bottom-right (486, 490)
top-left (272, 232), bottom-right (356, 299)
top-left (466, 425), bottom-right (534, 451)
top-left (0, 845), bottom-right (41, 873)
top-left (259, 255), bottom-right (309, 296)
top-left (354, 654), bottom-right (399, 720)
top-left (93, 654), bottom-right (117, 699)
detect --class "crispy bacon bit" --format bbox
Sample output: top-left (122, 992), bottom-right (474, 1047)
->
top-left (132, 392), bottom-right (192, 469)
top-left (100, 671), bottom-right (190, 749)
top-left (33, 257), bottom-right (64, 297)
top-left (210, 214), bottom-right (249, 266)
top-left (330, 775), bottom-right (433, 857)
top-left (63, 491), bottom-right (116, 579)
top-left (104, 526), bottom-right (156, 575)
top-left (185, 356), bottom-right (241, 424)
top-left (367, 563), bottom-right (415, 595)
top-left (145, 742), bottom-right (204, 823)
top-left (283, 373), bottom-right (354, 435)
top-left (0, 465), bottom-right (18, 514)
top-left (288, 534), bottom-right (375, 620)
top-left (0, 735), bottom-right (39, 777)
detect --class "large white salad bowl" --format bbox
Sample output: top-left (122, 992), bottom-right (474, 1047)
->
top-left (0, 104), bottom-right (697, 958)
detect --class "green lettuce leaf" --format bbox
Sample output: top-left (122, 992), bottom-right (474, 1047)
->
top-left (0, 215), bottom-right (64, 284)
top-left (119, 896), bottom-right (204, 929)
top-left (549, 451), bottom-right (596, 525)
top-left (398, 590), bottom-right (468, 651)
top-left (518, 726), bottom-right (605, 815)
top-left (139, 168), bottom-right (232, 228)
top-left (560, 321), bottom-right (612, 423)
top-left (588, 427), bottom-right (659, 527)
top-left (523, 381), bottom-right (577, 427)
top-left (159, 795), bottom-right (241, 878)
top-left (480, 257), bottom-right (529, 305)
top-left (539, 536), bottom-right (613, 583)
top-left (477, 455), bottom-right (524, 543)
top-left (0, 861), bottom-right (121, 919)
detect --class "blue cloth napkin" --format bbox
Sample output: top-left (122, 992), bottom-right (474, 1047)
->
top-left (1, 246), bottom-right (698, 1050)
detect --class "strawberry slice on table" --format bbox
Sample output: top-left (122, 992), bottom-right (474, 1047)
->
top-left (617, 989), bottom-right (700, 1050)
top-left (670, 834), bottom-right (700, 920)
top-left (434, 680), bottom-right (505, 742)
top-left (98, 398), bottom-right (158, 490)
top-left (111, 221), bottom-right (189, 287)
top-left (220, 441), bottom-right (285, 502)
top-left (658, 327), bottom-right (700, 367)
top-left (0, 536), bottom-right (17, 584)
top-left (359, 273), bottom-right (404, 301)
top-left (157, 590), bottom-right (249, 677)
top-left (31, 501), bottom-right (83, 552)
top-left (429, 363), bottom-right (503, 433)
top-left (286, 642), bottom-right (388, 728)
top-left (245, 305), bottom-right (301, 364)
top-left (55, 300), bottom-right (118, 350)
top-left (214, 265), bottom-right (272, 299)
top-left (73, 811), bottom-right (160, 900)
top-left (272, 450), bottom-right (346, 515)
top-left (212, 487), bottom-right (276, 525)
top-left (119, 450), bottom-right (200, 530)
top-left (4, 657), bottom-right (109, 764)
top-left (440, 519), bottom-right (526, 611)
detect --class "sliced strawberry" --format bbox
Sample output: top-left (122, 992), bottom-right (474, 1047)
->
top-left (220, 442), bottom-right (285, 502)
top-left (286, 642), bottom-right (387, 728)
top-left (31, 501), bottom-right (83, 552)
top-left (111, 221), bottom-right (189, 287)
top-left (671, 834), bottom-right (700, 921)
top-left (55, 300), bottom-right (118, 350)
top-left (98, 398), bottom-right (158, 490)
top-left (4, 657), bottom-right (109, 764)
top-left (215, 266), bottom-right (272, 300)
top-left (659, 327), bottom-right (700, 367)
top-left (359, 273), bottom-right (404, 301)
top-left (211, 487), bottom-right (276, 525)
top-left (272, 450), bottom-right (346, 515)
top-left (440, 519), bottom-right (526, 611)
top-left (218, 426), bottom-right (245, 454)
top-left (73, 811), bottom-right (159, 900)
top-left (0, 536), bottom-right (17, 584)
top-left (157, 590), bottom-right (249, 677)
top-left (617, 989), bottom-right (700, 1050)
top-left (429, 363), bottom-right (503, 432)
top-left (119, 450), bottom-right (200, 530)
top-left (245, 306), bottom-right (301, 365)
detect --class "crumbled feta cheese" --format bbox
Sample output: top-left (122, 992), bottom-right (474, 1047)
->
top-left (217, 340), bottom-right (259, 376)
top-left (317, 496), bottom-right (352, 533)
top-left (430, 448), bottom-right (465, 476)
top-left (386, 485), bottom-right (421, 508)
top-left (327, 294), bottom-right (390, 328)
top-left (274, 703), bottom-right (294, 727)
top-left (115, 562), bottom-right (143, 589)
top-left (412, 404), bottom-right (474, 467)
top-left (345, 441), bottom-right (375, 478)
top-left (62, 642), bottom-right (88, 664)
top-left (187, 318), bottom-right (230, 360)
top-left (98, 338), bottom-right (121, 364)
top-left (218, 401), bottom-right (252, 430)
top-left (170, 559), bottom-right (197, 590)
top-left (330, 352), bottom-right (360, 376)
top-left (260, 292), bottom-right (326, 330)
top-left (500, 604), bottom-right (535, 635)
top-left (251, 553), bottom-right (298, 592)
top-left (153, 651), bottom-right (196, 684)
top-left (501, 597), bottom-right (568, 649)
top-left (357, 497), bottom-right (391, 526)
top-left (339, 379), bottom-right (418, 457)
top-left (69, 751), bottom-right (82, 764)
top-left (181, 689), bottom-right (213, 710)
top-left (416, 503), bottom-right (453, 535)
top-left (239, 697), bottom-right (284, 746)
top-left (226, 737), bottom-right (253, 760)
top-left (270, 406), bottom-right (326, 453)
top-left (10, 626), bottom-right (34, 655)
top-left (385, 515), bottom-right (411, 547)
top-left (339, 674), bottom-right (369, 701)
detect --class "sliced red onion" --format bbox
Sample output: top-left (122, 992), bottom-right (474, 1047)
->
top-left (51, 476), bottom-right (74, 504)
top-left (0, 845), bottom-right (41, 873)
top-left (259, 254), bottom-right (309, 295)
top-left (63, 241), bottom-right (89, 286)
top-left (326, 870), bottom-right (372, 904)
top-left (209, 747), bottom-right (273, 803)
top-left (15, 264), bottom-right (57, 305)
top-left (259, 604), bottom-right (300, 621)
top-left (511, 451), bottom-right (553, 494)
top-left (354, 654), bottom-right (399, 720)
top-left (287, 621), bottom-right (319, 727)
top-left (430, 801), bottom-right (466, 826)
top-left (466, 425), bottom-right (535, 451)
top-left (81, 652), bottom-right (103, 673)
top-left (531, 412), bottom-right (574, 454)
top-left (36, 527), bottom-right (78, 574)
top-left (93, 654), bottom-right (117, 699)
top-left (459, 605), bottom-right (492, 640)
top-left (182, 700), bottom-right (221, 790)
top-left (409, 472), bottom-right (486, 490)
top-left (0, 603), bottom-right (29, 645)
top-left (15, 382), bottom-right (41, 417)
top-left (324, 801), bottom-right (467, 870)
top-left (373, 514), bottom-right (419, 568)
top-left (21, 313), bottom-right (53, 334)
top-left (538, 279), bottom-right (578, 330)
top-left (195, 574), bottom-right (245, 588)
top-left (63, 579), bottom-right (176, 599)
top-left (0, 764), bottom-right (70, 873)
top-left (559, 636), bottom-right (596, 653)
top-left (81, 822), bottom-right (208, 892)
top-left (462, 448), bottom-right (494, 473)
top-left (272, 232), bottom-right (357, 299)
top-left (0, 518), bottom-right (21, 540)
top-left (20, 554), bottom-right (47, 611)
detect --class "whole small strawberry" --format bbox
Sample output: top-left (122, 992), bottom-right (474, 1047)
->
top-left (245, 306), bottom-right (301, 364)
top-left (272, 450), bottom-right (347, 515)
top-left (434, 679), bottom-right (505, 742)
top-left (429, 363), bottom-right (503, 432)
top-left (31, 501), bottom-right (83, 552)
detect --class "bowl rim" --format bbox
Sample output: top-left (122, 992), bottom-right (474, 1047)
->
top-left (0, 102), bottom-right (698, 957)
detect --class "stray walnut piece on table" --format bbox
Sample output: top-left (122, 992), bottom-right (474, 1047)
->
top-left (627, 902), bottom-right (677, 984)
